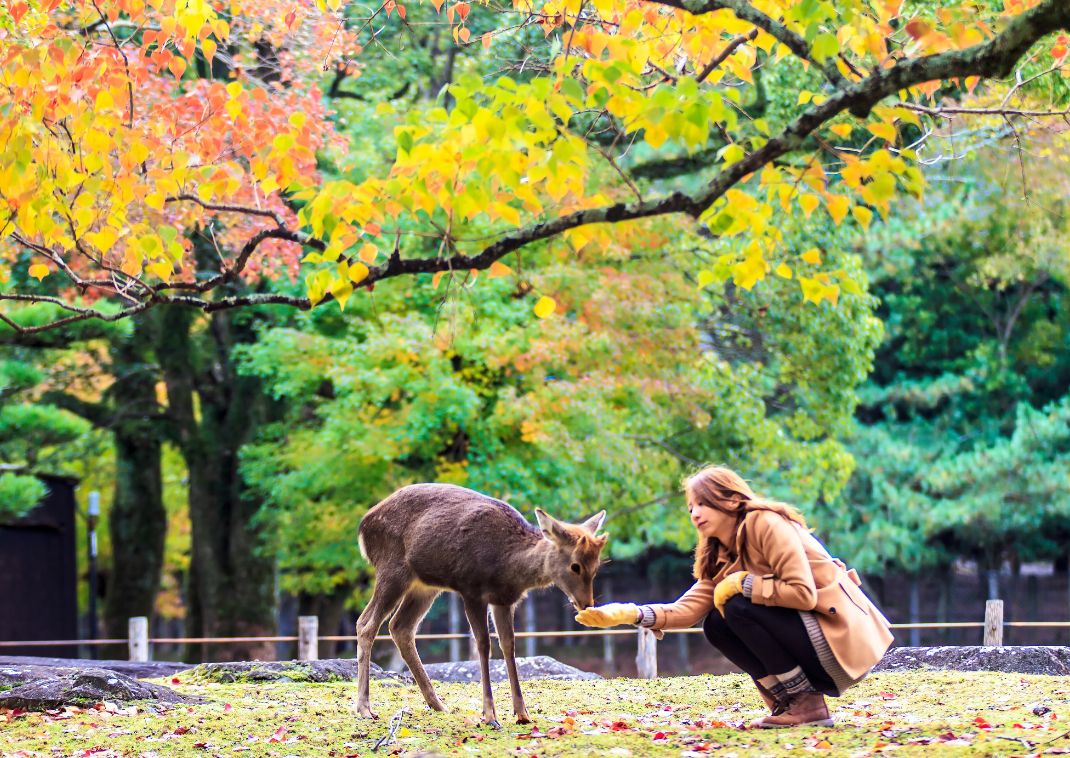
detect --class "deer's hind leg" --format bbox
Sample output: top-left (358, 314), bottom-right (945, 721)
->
top-left (355, 573), bottom-right (409, 719)
top-left (491, 604), bottom-right (530, 724)
top-left (389, 586), bottom-right (446, 712)
top-left (462, 595), bottom-right (499, 728)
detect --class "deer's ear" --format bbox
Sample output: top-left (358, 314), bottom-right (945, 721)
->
top-left (580, 510), bottom-right (606, 535)
top-left (535, 508), bottom-right (568, 544)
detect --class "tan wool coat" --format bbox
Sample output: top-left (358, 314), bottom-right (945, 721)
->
top-left (646, 509), bottom-right (893, 680)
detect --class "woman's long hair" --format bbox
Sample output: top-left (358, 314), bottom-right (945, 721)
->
top-left (688, 465), bottom-right (808, 581)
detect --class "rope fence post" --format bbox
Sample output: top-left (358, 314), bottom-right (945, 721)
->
top-left (298, 616), bottom-right (319, 661)
top-left (636, 627), bottom-right (657, 679)
top-left (128, 617), bottom-right (148, 662)
top-left (984, 600), bottom-right (1004, 646)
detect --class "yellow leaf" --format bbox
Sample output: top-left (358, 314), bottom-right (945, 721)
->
top-left (775, 263), bottom-right (793, 279)
top-left (851, 205), bottom-right (873, 230)
top-left (829, 123), bottom-right (852, 138)
top-left (799, 276), bottom-right (823, 304)
top-left (145, 193), bottom-right (165, 210)
top-left (28, 263), bottom-right (49, 281)
top-left (94, 90), bottom-right (114, 111)
top-left (867, 122), bottom-right (897, 143)
top-left (801, 247), bottom-right (822, 265)
top-left (826, 195), bottom-right (849, 225)
top-left (697, 269), bottom-right (715, 289)
top-left (202, 38), bottom-right (217, 63)
top-left (331, 279), bottom-right (353, 310)
top-left (533, 296), bottom-right (556, 318)
top-left (348, 261), bottom-right (369, 284)
top-left (731, 253), bottom-right (767, 290)
top-left (489, 261), bottom-right (513, 278)
top-left (799, 194), bottom-right (820, 217)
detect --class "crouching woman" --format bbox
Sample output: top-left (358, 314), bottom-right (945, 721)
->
top-left (576, 465), bottom-right (893, 727)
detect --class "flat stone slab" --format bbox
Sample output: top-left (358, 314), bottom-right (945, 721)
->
top-left (186, 659), bottom-right (402, 684)
top-left (405, 656), bottom-right (602, 684)
top-left (874, 646), bottom-right (1070, 675)
top-left (0, 656), bottom-right (194, 681)
top-left (0, 668), bottom-right (199, 711)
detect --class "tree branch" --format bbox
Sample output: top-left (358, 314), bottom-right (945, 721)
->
top-left (8, 0), bottom-right (1070, 331)
top-left (647, 0), bottom-right (846, 86)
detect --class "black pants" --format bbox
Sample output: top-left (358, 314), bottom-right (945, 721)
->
top-left (703, 594), bottom-right (837, 695)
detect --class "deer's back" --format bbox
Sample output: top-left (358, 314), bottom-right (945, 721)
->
top-left (360, 483), bottom-right (541, 594)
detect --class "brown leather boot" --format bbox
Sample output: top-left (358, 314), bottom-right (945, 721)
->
top-left (752, 691), bottom-right (834, 728)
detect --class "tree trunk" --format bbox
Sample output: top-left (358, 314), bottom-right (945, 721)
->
top-left (159, 305), bottom-right (277, 662)
top-left (94, 315), bottom-right (168, 641)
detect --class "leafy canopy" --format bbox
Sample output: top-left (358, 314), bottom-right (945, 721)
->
top-left (1, 0), bottom-right (1069, 332)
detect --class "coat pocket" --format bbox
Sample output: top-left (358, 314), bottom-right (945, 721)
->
top-left (838, 581), bottom-right (870, 616)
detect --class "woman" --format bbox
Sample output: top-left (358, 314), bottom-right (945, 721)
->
top-left (576, 465), bottom-right (893, 727)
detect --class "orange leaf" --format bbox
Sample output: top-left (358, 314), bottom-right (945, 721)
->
top-left (28, 263), bottom-right (49, 281)
top-left (168, 56), bottom-right (187, 79)
top-left (489, 261), bottom-right (513, 278)
top-left (905, 19), bottom-right (931, 40)
top-left (458, 26), bottom-right (470, 44)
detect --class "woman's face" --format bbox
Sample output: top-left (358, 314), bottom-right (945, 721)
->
top-left (687, 493), bottom-right (731, 540)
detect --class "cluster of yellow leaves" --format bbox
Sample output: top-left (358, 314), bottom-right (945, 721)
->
top-left (294, 0), bottom-right (1051, 313)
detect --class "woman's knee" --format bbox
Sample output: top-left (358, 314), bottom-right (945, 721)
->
top-left (702, 609), bottom-right (733, 645)
top-left (721, 593), bottom-right (755, 624)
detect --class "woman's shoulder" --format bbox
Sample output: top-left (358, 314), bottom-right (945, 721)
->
top-left (742, 506), bottom-right (804, 534)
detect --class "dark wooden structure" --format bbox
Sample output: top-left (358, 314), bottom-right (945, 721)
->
top-left (0, 474), bottom-right (79, 657)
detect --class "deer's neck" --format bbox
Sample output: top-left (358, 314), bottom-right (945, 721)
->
top-left (524, 538), bottom-right (557, 589)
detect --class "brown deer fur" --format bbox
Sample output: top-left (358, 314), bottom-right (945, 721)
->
top-left (355, 483), bottom-right (608, 726)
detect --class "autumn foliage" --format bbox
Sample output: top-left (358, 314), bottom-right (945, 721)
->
top-left (1, 0), bottom-right (1068, 332)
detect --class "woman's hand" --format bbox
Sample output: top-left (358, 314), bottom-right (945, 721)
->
top-left (713, 571), bottom-right (749, 615)
top-left (575, 603), bottom-right (640, 628)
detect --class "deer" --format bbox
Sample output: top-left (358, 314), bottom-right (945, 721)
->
top-left (355, 482), bottom-right (608, 727)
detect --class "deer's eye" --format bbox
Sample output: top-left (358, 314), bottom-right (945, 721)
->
top-left (570, 563), bottom-right (581, 574)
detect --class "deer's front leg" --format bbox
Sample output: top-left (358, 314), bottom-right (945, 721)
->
top-left (463, 596), bottom-right (499, 728)
top-left (492, 604), bottom-right (530, 724)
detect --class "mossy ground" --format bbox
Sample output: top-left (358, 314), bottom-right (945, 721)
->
top-left (2, 671), bottom-right (1068, 757)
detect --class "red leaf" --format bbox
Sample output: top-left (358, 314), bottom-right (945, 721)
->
top-left (171, 677), bottom-right (181, 684)
top-left (173, 726), bottom-right (190, 735)
top-left (224, 703), bottom-right (232, 712)
top-left (269, 725), bottom-right (287, 743)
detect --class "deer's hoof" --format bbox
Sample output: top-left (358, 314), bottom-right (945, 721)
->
top-left (428, 699), bottom-right (448, 713)
top-left (484, 718), bottom-right (502, 730)
top-left (357, 705), bottom-right (379, 719)
top-left (516, 713), bottom-right (532, 725)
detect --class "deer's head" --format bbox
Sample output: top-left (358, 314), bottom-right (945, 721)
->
top-left (534, 508), bottom-right (608, 610)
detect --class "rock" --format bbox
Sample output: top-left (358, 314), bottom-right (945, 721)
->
top-left (0, 668), bottom-right (199, 711)
top-left (403, 656), bottom-right (601, 684)
top-left (874, 646), bottom-right (1070, 676)
top-left (0, 656), bottom-right (194, 681)
top-left (186, 659), bottom-right (402, 684)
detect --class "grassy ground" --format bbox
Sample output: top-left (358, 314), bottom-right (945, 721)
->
top-left (2, 671), bottom-right (1069, 757)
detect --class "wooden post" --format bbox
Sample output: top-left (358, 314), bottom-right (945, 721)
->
top-left (128, 616), bottom-right (148, 662)
top-left (909, 575), bottom-right (921, 647)
top-left (983, 599), bottom-right (1003, 647)
top-left (636, 627), bottom-right (657, 679)
top-left (298, 616), bottom-right (319, 661)
top-left (448, 594), bottom-right (461, 662)
top-left (524, 597), bottom-right (536, 659)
